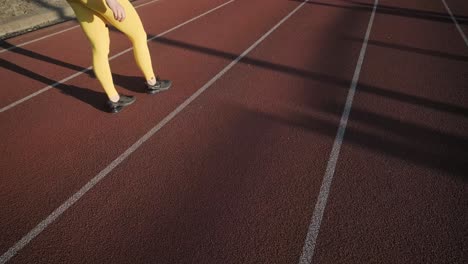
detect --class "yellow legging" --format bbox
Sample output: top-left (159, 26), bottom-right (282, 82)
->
top-left (67, 0), bottom-right (155, 99)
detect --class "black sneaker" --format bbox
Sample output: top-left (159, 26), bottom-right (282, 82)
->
top-left (146, 76), bottom-right (172, 94)
top-left (107, 95), bottom-right (136, 113)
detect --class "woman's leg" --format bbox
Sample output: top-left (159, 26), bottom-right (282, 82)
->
top-left (77, 0), bottom-right (156, 83)
top-left (68, 0), bottom-right (120, 101)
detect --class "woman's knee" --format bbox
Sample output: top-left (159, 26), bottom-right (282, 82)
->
top-left (89, 27), bottom-right (110, 56)
top-left (128, 29), bottom-right (147, 45)
top-left (91, 42), bottom-right (110, 58)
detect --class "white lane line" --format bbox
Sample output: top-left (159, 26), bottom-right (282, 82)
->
top-left (0, 25), bottom-right (80, 54)
top-left (298, 0), bottom-right (379, 263)
top-left (0, 0), bottom-right (236, 113)
top-left (0, 0), bottom-right (162, 54)
top-left (441, 0), bottom-right (468, 47)
top-left (133, 0), bottom-right (162, 8)
top-left (0, 1), bottom-right (309, 263)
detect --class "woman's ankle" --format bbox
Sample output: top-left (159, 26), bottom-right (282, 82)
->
top-left (109, 95), bottom-right (120, 102)
top-left (147, 76), bottom-right (156, 86)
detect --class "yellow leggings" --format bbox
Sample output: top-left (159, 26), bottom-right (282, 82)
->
top-left (67, 0), bottom-right (155, 99)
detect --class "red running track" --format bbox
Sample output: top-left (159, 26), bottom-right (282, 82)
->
top-left (0, 0), bottom-right (466, 263)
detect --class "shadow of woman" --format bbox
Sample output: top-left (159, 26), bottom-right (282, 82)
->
top-left (57, 82), bottom-right (109, 112)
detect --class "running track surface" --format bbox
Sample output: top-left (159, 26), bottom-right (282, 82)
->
top-left (0, 0), bottom-right (467, 263)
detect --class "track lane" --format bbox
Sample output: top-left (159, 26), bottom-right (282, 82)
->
top-left (0, 0), bottom-right (307, 260)
top-left (311, 0), bottom-right (468, 263)
top-left (3, 0), bottom-right (377, 263)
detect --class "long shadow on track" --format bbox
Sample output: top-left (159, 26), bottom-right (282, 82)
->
top-left (0, 40), bottom-right (151, 111)
top-left (237, 105), bottom-right (468, 180)
top-left (290, 0), bottom-right (468, 24)
top-left (1, 58), bottom-right (108, 111)
top-left (148, 35), bottom-right (468, 118)
top-left (3, 32), bottom-right (468, 117)
top-left (345, 36), bottom-right (468, 62)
